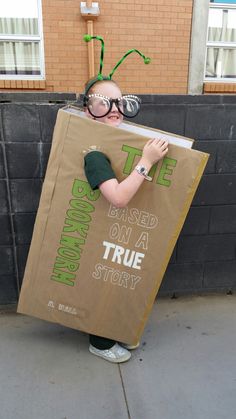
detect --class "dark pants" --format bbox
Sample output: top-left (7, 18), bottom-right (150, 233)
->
top-left (89, 334), bottom-right (115, 349)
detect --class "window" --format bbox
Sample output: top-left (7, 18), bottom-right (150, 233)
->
top-left (0, 0), bottom-right (45, 79)
top-left (205, 1), bottom-right (236, 81)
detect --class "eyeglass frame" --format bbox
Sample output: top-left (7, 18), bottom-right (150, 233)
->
top-left (83, 93), bottom-right (141, 118)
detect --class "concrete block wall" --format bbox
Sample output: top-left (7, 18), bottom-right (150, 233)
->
top-left (134, 95), bottom-right (236, 296)
top-left (0, 93), bottom-right (76, 305)
top-left (0, 93), bottom-right (236, 304)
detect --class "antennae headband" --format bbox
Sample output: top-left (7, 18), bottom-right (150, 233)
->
top-left (109, 49), bottom-right (151, 79)
top-left (83, 34), bottom-right (151, 94)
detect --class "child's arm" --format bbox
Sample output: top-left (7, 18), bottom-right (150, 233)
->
top-left (99, 138), bottom-right (168, 208)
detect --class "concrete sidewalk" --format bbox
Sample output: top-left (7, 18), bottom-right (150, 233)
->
top-left (0, 294), bottom-right (236, 419)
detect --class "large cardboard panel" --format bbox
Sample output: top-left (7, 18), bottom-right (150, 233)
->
top-left (18, 107), bottom-right (209, 344)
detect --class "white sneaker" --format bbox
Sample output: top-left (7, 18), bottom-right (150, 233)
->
top-left (121, 341), bottom-right (140, 350)
top-left (89, 343), bottom-right (131, 363)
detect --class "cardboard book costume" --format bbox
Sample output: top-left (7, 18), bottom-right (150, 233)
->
top-left (17, 106), bottom-right (209, 344)
top-left (17, 35), bottom-right (209, 344)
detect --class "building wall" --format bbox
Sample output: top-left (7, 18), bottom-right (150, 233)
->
top-left (1, 94), bottom-right (236, 305)
top-left (43, 0), bottom-right (193, 94)
top-left (0, 0), bottom-right (193, 94)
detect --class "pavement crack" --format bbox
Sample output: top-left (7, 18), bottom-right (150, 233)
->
top-left (118, 364), bottom-right (131, 419)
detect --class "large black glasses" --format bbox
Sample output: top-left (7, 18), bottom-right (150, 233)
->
top-left (83, 94), bottom-right (141, 118)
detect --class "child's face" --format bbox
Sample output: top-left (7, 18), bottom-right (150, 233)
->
top-left (85, 81), bottom-right (123, 127)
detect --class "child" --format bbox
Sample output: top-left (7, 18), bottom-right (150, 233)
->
top-left (83, 36), bottom-right (168, 363)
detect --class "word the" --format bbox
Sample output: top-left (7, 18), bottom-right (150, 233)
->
top-left (122, 144), bottom-right (177, 187)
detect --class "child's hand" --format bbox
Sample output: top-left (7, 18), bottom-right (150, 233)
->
top-left (142, 138), bottom-right (169, 166)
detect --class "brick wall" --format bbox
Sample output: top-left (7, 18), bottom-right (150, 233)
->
top-left (1, 0), bottom-right (193, 94)
top-left (0, 94), bottom-right (235, 305)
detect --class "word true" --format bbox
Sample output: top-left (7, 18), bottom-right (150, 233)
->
top-left (93, 263), bottom-right (141, 290)
top-left (122, 144), bottom-right (177, 187)
top-left (51, 179), bottom-right (100, 286)
top-left (102, 241), bottom-right (145, 270)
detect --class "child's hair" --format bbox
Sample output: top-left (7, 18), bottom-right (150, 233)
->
top-left (84, 77), bottom-right (119, 96)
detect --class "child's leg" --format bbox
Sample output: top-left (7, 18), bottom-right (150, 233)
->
top-left (89, 334), bottom-right (131, 363)
top-left (89, 334), bottom-right (115, 349)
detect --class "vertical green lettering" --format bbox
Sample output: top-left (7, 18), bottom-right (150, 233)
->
top-left (157, 157), bottom-right (177, 187)
top-left (54, 256), bottom-right (79, 272)
top-left (58, 247), bottom-right (81, 260)
top-left (69, 198), bottom-right (95, 212)
top-left (122, 145), bottom-right (142, 175)
top-left (66, 209), bottom-right (91, 223)
top-left (148, 162), bottom-right (158, 179)
top-left (72, 179), bottom-right (100, 201)
top-left (63, 219), bottom-right (89, 236)
top-left (60, 235), bottom-right (85, 249)
top-left (51, 269), bottom-right (75, 286)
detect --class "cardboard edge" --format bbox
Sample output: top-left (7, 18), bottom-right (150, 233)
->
top-left (62, 104), bottom-right (194, 145)
top-left (134, 152), bottom-right (210, 342)
top-left (17, 110), bottom-right (72, 314)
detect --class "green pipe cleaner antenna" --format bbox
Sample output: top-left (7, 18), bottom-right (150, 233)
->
top-left (83, 34), bottom-right (151, 93)
top-left (109, 49), bottom-right (151, 79)
top-left (83, 34), bottom-right (105, 78)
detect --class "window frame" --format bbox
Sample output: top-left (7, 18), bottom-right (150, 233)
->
top-left (204, 2), bottom-right (236, 82)
top-left (0, 0), bottom-right (45, 80)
